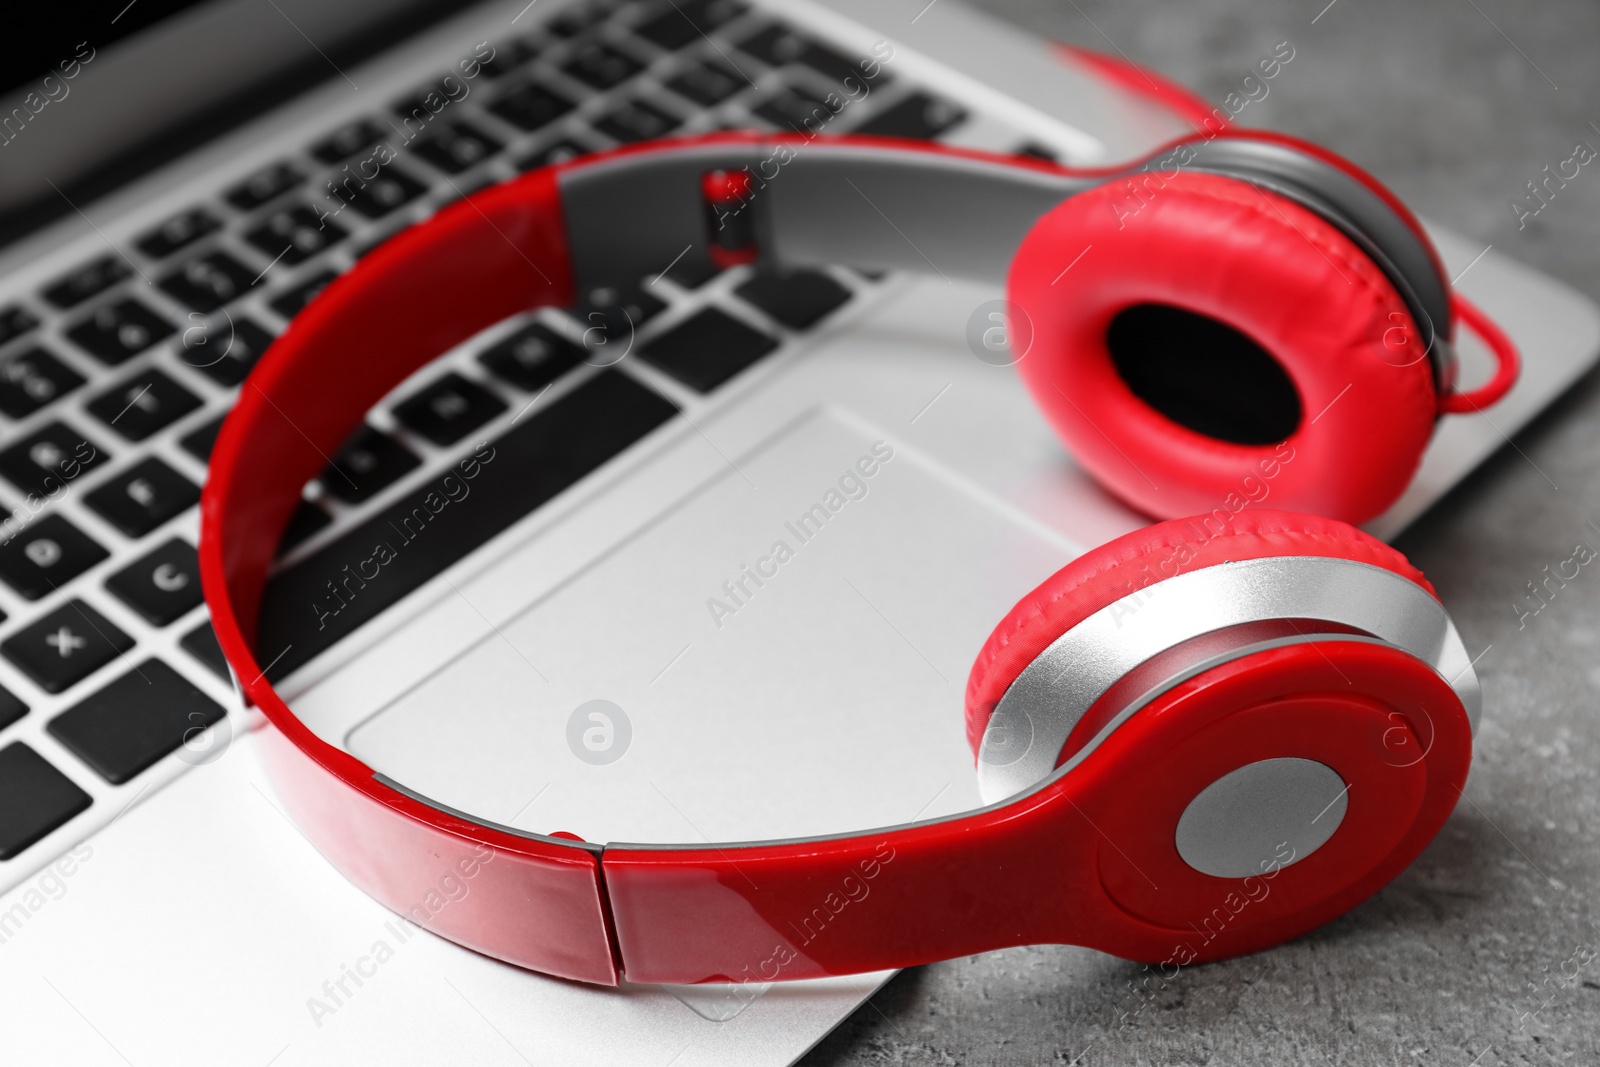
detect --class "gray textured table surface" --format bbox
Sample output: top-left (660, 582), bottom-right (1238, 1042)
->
top-left (801, 1), bottom-right (1600, 1064)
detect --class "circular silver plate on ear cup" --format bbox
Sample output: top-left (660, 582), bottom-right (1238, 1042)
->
top-left (1175, 757), bottom-right (1348, 878)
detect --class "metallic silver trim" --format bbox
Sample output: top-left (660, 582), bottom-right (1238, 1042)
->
top-left (558, 141), bottom-right (1092, 293)
top-left (976, 556), bottom-right (1479, 804)
top-left (1174, 757), bottom-right (1348, 878)
top-left (558, 136), bottom-right (1455, 390)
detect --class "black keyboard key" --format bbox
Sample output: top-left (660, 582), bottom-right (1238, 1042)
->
top-left (87, 369), bottom-right (203, 441)
top-left (666, 58), bottom-right (748, 106)
top-left (0, 514), bottom-right (109, 600)
top-left (0, 744), bottom-right (90, 858)
top-left (226, 160), bottom-right (305, 210)
top-left (0, 685), bottom-right (24, 731)
top-left (43, 256), bottom-right (133, 309)
top-left (634, 0), bottom-right (746, 49)
top-left (476, 38), bottom-right (537, 80)
top-left (180, 414), bottom-right (225, 462)
top-left (579, 283), bottom-right (667, 340)
top-left (564, 42), bottom-right (642, 89)
top-left (595, 98), bottom-right (680, 143)
top-left (337, 164), bottom-right (428, 220)
top-left (318, 426), bottom-right (421, 504)
top-left (280, 500), bottom-right (332, 551)
top-left (49, 659), bottom-right (224, 784)
top-left (0, 305), bottom-right (39, 347)
top-left (176, 316), bottom-right (276, 387)
top-left (0, 422), bottom-right (109, 496)
top-left (413, 120), bottom-right (503, 174)
top-left (159, 250), bottom-right (261, 312)
top-left (84, 457), bottom-right (201, 538)
top-left (548, 1), bottom-right (614, 38)
top-left (752, 84), bottom-right (834, 133)
top-left (663, 256), bottom-right (721, 288)
top-left (391, 72), bottom-right (479, 121)
top-left (259, 371), bottom-right (677, 678)
top-left (735, 268), bottom-right (850, 329)
top-left (135, 208), bottom-right (222, 260)
top-left (479, 322), bottom-right (585, 389)
top-left (1015, 142), bottom-right (1058, 163)
top-left (105, 539), bottom-right (202, 626)
top-left (2, 600), bottom-right (134, 694)
top-left (638, 307), bottom-right (777, 391)
top-left (854, 92), bottom-right (967, 140)
top-left (65, 299), bottom-right (175, 365)
top-left (310, 117), bottom-right (387, 163)
top-left (244, 204), bottom-right (348, 268)
top-left (517, 139), bottom-right (591, 172)
top-left (489, 79), bottom-right (576, 132)
top-left (0, 347), bottom-right (85, 419)
top-left (394, 373), bottom-right (507, 445)
top-left (736, 26), bottom-right (887, 91)
top-left (435, 176), bottom-right (499, 209)
top-left (180, 620), bottom-right (231, 682)
top-left (269, 271), bottom-right (338, 320)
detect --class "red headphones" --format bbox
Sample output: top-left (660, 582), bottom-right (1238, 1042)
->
top-left (201, 128), bottom-right (1509, 986)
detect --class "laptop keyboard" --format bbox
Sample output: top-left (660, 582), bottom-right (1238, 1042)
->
top-left (0, 0), bottom-right (1047, 882)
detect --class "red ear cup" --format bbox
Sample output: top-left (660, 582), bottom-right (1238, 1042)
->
top-left (964, 510), bottom-right (1472, 963)
top-left (1007, 170), bottom-right (1438, 525)
top-left (1073, 637), bottom-right (1472, 963)
top-left (963, 509), bottom-right (1432, 760)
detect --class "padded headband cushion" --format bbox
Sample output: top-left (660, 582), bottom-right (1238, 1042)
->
top-left (963, 509), bottom-right (1435, 760)
top-left (1008, 170), bottom-right (1439, 525)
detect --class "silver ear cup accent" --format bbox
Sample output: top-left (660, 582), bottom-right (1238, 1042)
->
top-left (1174, 757), bottom-right (1349, 878)
top-left (975, 556), bottom-right (1478, 804)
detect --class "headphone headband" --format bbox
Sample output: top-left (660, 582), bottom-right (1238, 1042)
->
top-left (560, 131), bottom-right (1457, 386)
top-left (200, 133), bottom-right (1476, 986)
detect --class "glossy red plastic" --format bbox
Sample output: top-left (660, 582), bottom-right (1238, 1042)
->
top-left (1442, 294), bottom-right (1522, 413)
top-left (200, 131), bottom-right (1482, 986)
top-left (198, 168), bottom-right (623, 985)
top-left (605, 640), bottom-right (1471, 983)
top-left (1054, 43), bottom-right (1225, 135)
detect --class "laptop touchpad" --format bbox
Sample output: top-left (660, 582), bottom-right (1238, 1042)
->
top-left (346, 405), bottom-right (1073, 844)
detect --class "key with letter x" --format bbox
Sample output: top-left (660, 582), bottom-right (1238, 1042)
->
top-left (1, 600), bottom-right (134, 693)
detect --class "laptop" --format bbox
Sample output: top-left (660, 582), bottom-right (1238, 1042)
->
top-left (0, 1), bottom-right (1595, 1064)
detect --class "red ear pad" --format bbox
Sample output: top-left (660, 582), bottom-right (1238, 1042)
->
top-left (1007, 171), bottom-right (1438, 525)
top-left (963, 509), bottom-right (1433, 759)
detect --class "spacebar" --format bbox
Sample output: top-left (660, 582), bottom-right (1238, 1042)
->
top-left (257, 371), bottom-right (678, 681)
